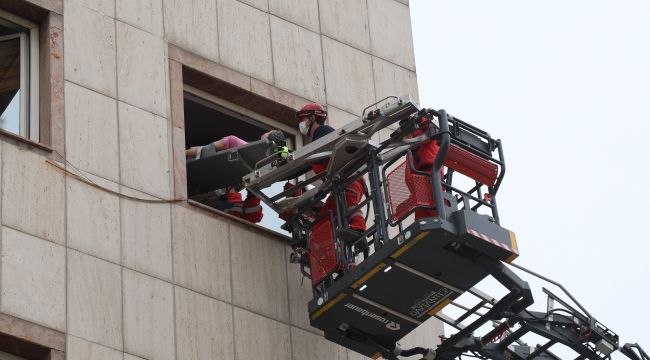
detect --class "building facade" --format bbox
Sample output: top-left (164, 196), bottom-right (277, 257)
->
top-left (0, 0), bottom-right (442, 359)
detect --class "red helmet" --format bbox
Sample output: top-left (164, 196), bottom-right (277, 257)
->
top-left (296, 103), bottom-right (327, 122)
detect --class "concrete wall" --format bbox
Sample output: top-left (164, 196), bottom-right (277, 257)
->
top-left (0, 0), bottom-right (441, 359)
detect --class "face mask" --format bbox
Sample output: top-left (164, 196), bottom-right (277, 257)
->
top-left (299, 120), bottom-right (311, 136)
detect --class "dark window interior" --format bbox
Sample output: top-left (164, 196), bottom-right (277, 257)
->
top-left (184, 92), bottom-right (280, 148)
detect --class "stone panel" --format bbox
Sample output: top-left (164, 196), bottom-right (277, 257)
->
top-left (175, 287), bottom-right (234, 360)
top-left (291, 327), bottom-right (347, 360)
top-left (239, 0), bottom-right (268, 12)
top-left (327, 105), bottom-right (358, 130)
top-left (163, 0), bottom-right (218, 62)
top-left (116, 22), bottom-right (168, 117)
top-left (230, 224), bottom-right (289, 322)
top-left (270, 16), bottom-right (325, 103)
top-left (64, 81), bottom-right (119, 182)
top-left (322, 37), bottom-right (375, 115)
top-left (116, 0), bottom-right (163, 36)
top-left (66, 0), bottom-right (115, 17)
top-left (348, 350), bottom-right (372, 360)
top-left (319, 0), bottom-right (370, 52)
top-left (67, 335), bottom-right (122, 360)
top-left (2, 143), bottom-right (65, 244)
top-left (218, 0), bottom-right (273, 83)
top-left (67, 176), bottom-right (121, 263)
top-left (67, 250), bottom-right (122, 350)
top-left (121, 190), bottom-right (172, 281)
top-left (234, 307), bottom-right (291, 360)
top-left (172, 205), bottom-right (231, 301)
top-left (268, 0), bottom-right (318, 33)
top-left (123, 269), bottom-right (175, 360)
top-left (124, 355), bottom-right (146, 360)
top-left (373, 56), bottom-right (419, 102)
top-left (118, 102), bottom-right (171, 199)
top-left (1, 227), bottom-right (65, 331)
top-left (64, 1), bottom-right (116, 97)
top-left (368, 0), bottom-right (415, 70)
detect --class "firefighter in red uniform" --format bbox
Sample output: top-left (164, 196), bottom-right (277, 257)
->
top-left (409, 117), bottom-right (443, 220)
top-left (296, 103), bottom-right (366, 233)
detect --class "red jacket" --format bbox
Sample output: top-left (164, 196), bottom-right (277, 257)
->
top-left (224, 192), bottom-right (263, 223)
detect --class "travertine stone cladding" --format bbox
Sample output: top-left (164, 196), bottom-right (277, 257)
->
top-left (292, 326), bottom-right (348, 360)
top-left (319, 0), bottom-right (370, 52)
top-left (66, 335), bottom-right (123, 360)
top-left (64, 81), bottom-right (119, 182)
top-left (1, 227), bottom-right (66, 331)
top-left (372, 56), bottom-right (420, 102)
top-left (124, 354), bottom-right (146, 360)
top-left (326, 106), bottom-right (359, 130)
top-left (64, 1), bottom-right (117, 97)
top-left (67, 249), bottom-right (123, 350)
top-left (175, 287), bottom-right (235, 360)
top-left (118, 102), bottom-right (171, 199)
top-left (2, 142), bottom-right (65, 244)
top-left (218, 0), bottom-right (273, 83)
top-left (67, 0), bottom-right (115, 17)
top-left (234, 307), bottom-right (291, 360)
top-left (66, 176), bottom-right (121, 263)
top-left (172, 205), bottom-right (232, 301)
top-left (230, 224), bottom-right (290, 322)
top-left (368, 0), bottom-right (416, 70)
top-left (238, 0), bottom-right (268, 12)
top-left (271, 16), bottom-right (326, 103)
top-left (116, 21), bottom-right (168, 117)
top-left (121, 190), bottom-right (173, 281)
top-left (123, 269), bottom-right (175, 360)
top-left (163, 0), bottom-right (219, 61)
top-left (116, 0), bottom-right (164, 36)
top-left (322, 36), bottom-right (375, 115)
top-left (347, 350), bottom-right (373, 360)
top-left (269, 0), bottom-right (319, 33)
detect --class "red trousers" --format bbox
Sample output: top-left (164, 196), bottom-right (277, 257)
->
top-left (317, 178), bottom-right (366, 232)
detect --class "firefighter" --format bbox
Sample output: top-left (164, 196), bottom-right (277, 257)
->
top-left (295, 103), bottom-right (366, 233)
top-left (409, 117), bottom-right (443, 220)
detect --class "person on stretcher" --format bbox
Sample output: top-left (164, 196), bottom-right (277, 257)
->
top-left (185, 130), bottom-right (285, 223)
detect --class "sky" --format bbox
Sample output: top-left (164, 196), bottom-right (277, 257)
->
top-left (410, 0), bottom-right (650, 356)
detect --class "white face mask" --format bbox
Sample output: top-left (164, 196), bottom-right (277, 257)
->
top-left (299, 120), bottom-right (311, 136)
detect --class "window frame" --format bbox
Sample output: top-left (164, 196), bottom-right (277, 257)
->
top-left (0, 8), bottom-right (39, 141)
top-left (184, 84), bottom-right (303, 147)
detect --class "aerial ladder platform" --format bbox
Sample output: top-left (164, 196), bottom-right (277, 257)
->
top-left (186, 96), bottom-right (647, 360)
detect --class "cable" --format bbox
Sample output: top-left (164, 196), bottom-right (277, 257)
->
top-left (46, 151), bottom-right (183, 204)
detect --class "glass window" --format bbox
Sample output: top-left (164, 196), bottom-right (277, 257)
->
top-left (0, 13), bottom-right (38, 140)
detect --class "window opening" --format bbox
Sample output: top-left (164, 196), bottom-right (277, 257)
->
top-left (184, 91), bottom-right (297, 234)
top-left (0, 350), bottom-right (27, 360)
top-left (0, 11), bottom-right (38, 140)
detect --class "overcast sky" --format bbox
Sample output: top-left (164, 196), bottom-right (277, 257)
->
top-left (411, 0), bottom-right (650, 356)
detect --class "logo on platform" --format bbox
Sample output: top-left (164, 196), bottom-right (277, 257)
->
top-left (344, 303), bottom-right (401, 331)
top-left (409, 288), bottom-right (452, 318)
